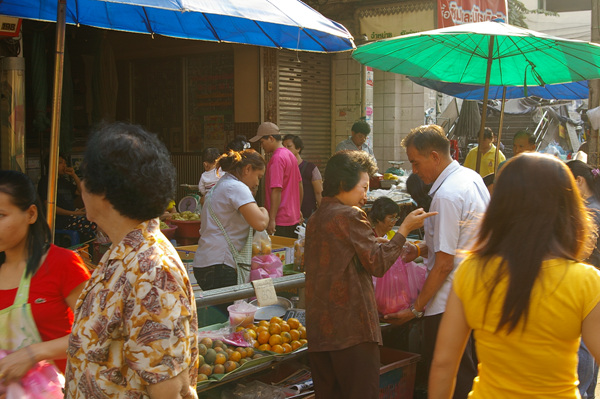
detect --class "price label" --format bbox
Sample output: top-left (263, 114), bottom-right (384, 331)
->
top-left (251, 278), bottom-right (278, 307)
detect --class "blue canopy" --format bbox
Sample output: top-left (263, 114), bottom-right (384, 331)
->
top-left (0, 0), bottom-right (355, 52)
top-left (408, 77), bottom-right (589, 100)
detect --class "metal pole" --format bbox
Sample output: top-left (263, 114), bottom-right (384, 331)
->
top-left (494, 86), bottom-right (507, 175)
top-left (475, 36), bottom-right (495, 174)
top-left (46, 0), bottom-right (67, 240)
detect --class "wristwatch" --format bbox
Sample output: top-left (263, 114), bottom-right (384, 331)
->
top-left (410, 304), bottom-right (424, 319)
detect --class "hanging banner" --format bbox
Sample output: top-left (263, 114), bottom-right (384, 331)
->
top-left (438, 0), bottom-right (508, 28)
top-left (357, 1), bottom-right (436, 41)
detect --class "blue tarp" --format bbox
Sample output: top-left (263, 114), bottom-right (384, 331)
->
top-left (0, 0), bottom-right (355, 53)
top-left (409, 77), bottom-right (588, 100)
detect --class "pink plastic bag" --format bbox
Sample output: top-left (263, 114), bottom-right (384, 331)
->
top-left (0, 349), bottom-right (65, 399)
top-left (250, 254), bottom-right (283, 281)
top-left (374, 259), bottom-right (427, 315)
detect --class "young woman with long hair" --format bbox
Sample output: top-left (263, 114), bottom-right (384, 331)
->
top-left (429, 153), bottom-right (600, 398)
top-left (0, 170), bottom-right (90, 383)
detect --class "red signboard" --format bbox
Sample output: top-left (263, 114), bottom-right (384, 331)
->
top-left (438, 0), bottom-right (508, 28)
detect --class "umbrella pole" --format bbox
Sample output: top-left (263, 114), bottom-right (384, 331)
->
top-left (494, 86), bottom-right (507, 175)
top-left (475, 36), bottom-right (495, 175)
top-left (46, 0), bottom-right (67, 240)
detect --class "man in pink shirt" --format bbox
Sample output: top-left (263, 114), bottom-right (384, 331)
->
top-left (249, 122), bottom-right (303, 238)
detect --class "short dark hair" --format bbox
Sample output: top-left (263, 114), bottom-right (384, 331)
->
top-left (513, 130), bottom-right (536, 145)
top-left (402, 125), bottom-right (450, 156)
top-left (202, 147), bottom-right (221, 164)
top-left (323, 150), bottom-right (378, 197)
top-left (483, 127), bottom-right (493, 140)
top-left (369, 197), bottom-right (399, 224)
top-left (351, 120), bottom-right (371, 136)
top-left (406, 173), bottom-right (432, 212)
top-left (283, 134), bottom-right (304, 153)
top-left (81, 122), bottom-right (176, 221)
top-left (225, 135), bottom-right (250, 152)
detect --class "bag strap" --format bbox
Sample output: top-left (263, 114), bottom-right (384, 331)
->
top-left (206, 187), bottom-right (253, 270)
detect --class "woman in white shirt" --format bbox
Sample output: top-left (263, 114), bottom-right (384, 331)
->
top-left (193, 150), bottom-right (269, 320)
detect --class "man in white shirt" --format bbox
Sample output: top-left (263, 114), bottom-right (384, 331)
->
top-left (335, 120), bottom-right (376, 165)
top-left (385, 124), bottom-right (489, 399)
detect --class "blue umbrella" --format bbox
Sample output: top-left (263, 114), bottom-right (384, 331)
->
top-left (408, 77), bottom-right (589, 100)
top-left (0, 0), bottom-right (355, 52)
top-left (0, 0), bottom-right (354, 234)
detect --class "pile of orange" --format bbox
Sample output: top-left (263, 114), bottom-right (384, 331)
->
top-left (197, 336), bottom-right (264, 381)
top-left (237, 316), bottom-right (307, 354)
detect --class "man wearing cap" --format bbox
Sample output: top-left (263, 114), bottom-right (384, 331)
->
top-left (335, 120), bottom-right (377, 165)
top-left (249, 122), bottom-right (303, 238)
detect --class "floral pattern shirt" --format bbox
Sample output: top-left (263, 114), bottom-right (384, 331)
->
top-left (64, 219), bottom-right (199, 398)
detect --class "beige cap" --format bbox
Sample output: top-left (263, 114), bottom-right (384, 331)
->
top-left (249, 122), bottom-right (280, 142)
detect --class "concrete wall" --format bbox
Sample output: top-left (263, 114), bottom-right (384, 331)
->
top-left (333, 52), bottom-right (363, 151)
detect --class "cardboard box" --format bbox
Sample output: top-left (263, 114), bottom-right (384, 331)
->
top-left (271, 235), bottom-right (296, 265)
top-left (379, 347), bottom-right (420, 399)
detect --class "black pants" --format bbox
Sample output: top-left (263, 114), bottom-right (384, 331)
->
top-left (193, 264), bottom-right (237, 324)
top-left (275, 224), bottom-right (299, 239)
top-left (424, 313), bottom-right (477, 399)
top-left (309, 342), bottom-right (380, 399)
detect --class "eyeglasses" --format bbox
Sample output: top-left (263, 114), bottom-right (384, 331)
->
top-left (386, 215), bottom-right (399, 223)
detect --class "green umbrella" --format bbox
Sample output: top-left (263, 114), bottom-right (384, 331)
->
top-left (352, 20), bottom-right (600, 172)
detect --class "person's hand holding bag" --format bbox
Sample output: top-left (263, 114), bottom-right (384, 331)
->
top-left (396, 208), bottom-right (438, 238)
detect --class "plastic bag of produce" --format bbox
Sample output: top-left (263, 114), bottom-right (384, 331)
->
top-left (252, 230), bottom-right (272, 256)
top-left (374, 258), bottom-right (427, 315)
top-left (250, 254), bottom-right (283, 280)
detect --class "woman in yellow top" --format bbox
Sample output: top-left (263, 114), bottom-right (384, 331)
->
top-left (368, 197), bottom-right (399, 240)
top-left (429, 153), bottom-right (600, 399)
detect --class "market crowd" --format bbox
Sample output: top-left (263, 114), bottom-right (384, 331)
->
top-left (1, 121), bottom-right (600, 399)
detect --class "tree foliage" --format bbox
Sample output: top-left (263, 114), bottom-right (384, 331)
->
top-left (508, 0), bottom-right (558, 28)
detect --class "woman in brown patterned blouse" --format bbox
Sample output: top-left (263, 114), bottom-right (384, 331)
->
top-left (305, 150), bottom-right (436, 399)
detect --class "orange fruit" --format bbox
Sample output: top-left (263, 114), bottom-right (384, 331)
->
top-left (235, 326), bottom-right (245, 332)
top-left (213, 340), bottom-right (224, 349)
top-left (280, 322), bottom-right (291, 332)
top-left (269, 334), bottom-right (283, 346)
top-left (214, 353), bottom-right (227, 365)
top-left (256, 326), bottom-right (269, 334)
top-left (248, 339), bottom-right (259, 348)
top-left (245, 328), bottom-right (257, 340)
top-left (291, 340), bottom-right (302, 351)
top-left (289, 329), bottom-right (300, 342)
top-left (287, 318), bottom-right (300, 329)
top-left (236, 347), bottom-right (247, 358)
top-left (258, 343), bottom-right (271, 352)
top-left (200, 337), bottom-right (213, 348)
top-left (282, 343), bottom-right (292, 353)
top-left (258, 320), bottom-right (269, 327)
top-left (225, 348), bottom-right (234, 357)
top-left (214, 347), bottom-right (224, 353)
top-left (198, 373), bottom-right (208, 382)
top-left (245, 347), bottom-right (254, 358)
top-left (198, 343), bottom-right (208, 356)
top-left (269, 323), bottom-right (282, 335)
top-left (229, 351), bottom-right (241, 362)
top-left (257, 330), bottom-right (270, 345)
top-left (224, 360), bottom-right (238, 373)
top-left (213, 364), bottom-right (225, 374)
top-left (270, 316), bottom-right (283, 325)
top-left (239, 358), bottom-right (249, 365)
top-left (271, 344), bottom-right (285, 354)
top-left (299, 339), bottom-right (308, 345)
top-left (248, 324), bottom-right (258, 331)
top-left (298, 326), bottom-right (307, 339)
top-left (198, 355), bottom-right (205, 366)
top-left (199, 364), bottom-right (213, 376)
top-left (281, 332), bottom-right (292, 344)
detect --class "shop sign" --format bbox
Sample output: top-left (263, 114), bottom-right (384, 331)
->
top-left (357, 1), bottom-right (436, 42)
top-left (0, 17), bottom-right (21, 37)
top-left (438, 0), bottom-right (508, 28)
